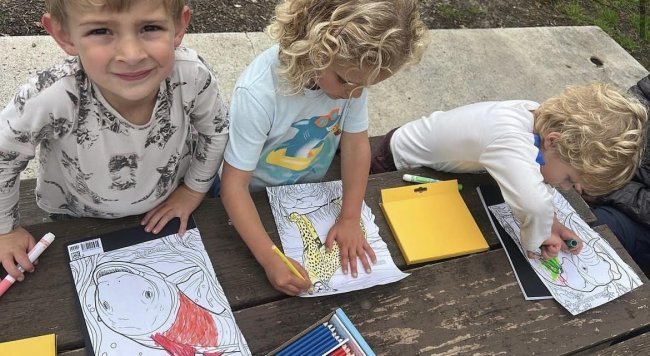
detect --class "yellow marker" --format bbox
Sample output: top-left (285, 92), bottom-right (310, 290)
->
top-left (271, 245), bottom-right (305, 280)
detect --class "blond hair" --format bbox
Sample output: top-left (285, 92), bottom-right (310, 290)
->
top-left (534, 83), bottom-right (648, 196)
top-left (266, 0), bottom-right (428, 95)
top-left (45, 0), bottom-right (186, 25)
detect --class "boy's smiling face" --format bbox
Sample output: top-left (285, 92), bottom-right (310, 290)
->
top-left (43, 2), bottom-right (190, 119)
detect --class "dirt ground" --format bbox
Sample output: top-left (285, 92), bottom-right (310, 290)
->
top-left (0, 0), bottom-right (647, 68)
top-left (0, 0), bottom-right (576, 35)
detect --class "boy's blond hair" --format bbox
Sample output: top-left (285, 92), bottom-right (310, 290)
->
top-left (534, 82), bottom-right (648, 196)
top-left (267, 0), bottom-right (428, 95)
top-left (45, 0), bottom-right (186, 25)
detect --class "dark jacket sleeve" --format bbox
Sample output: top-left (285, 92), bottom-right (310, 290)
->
top-left (597, 75), bottom-right (650, 226)
top-left (630, 74), bottom-right (650, 107)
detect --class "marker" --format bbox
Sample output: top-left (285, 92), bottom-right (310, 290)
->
top-left (0, 232), bottom-right (55, 297)
top-left (402, 174), bottom-right (463, 190)
top-left (565, 239), bottom-right (578, 249)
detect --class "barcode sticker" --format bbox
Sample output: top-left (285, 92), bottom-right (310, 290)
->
top-left (67, 238), bottom-right (104, 261)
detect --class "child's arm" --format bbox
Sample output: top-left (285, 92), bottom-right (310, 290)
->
top-left (0, 227), bottom-right (37, 280)
top-left (324, 131), bottom-right (377, 278)
top-left (220, 162), bottom-right (312, 295)
top-left (142, 55), bottom-right (228, 235)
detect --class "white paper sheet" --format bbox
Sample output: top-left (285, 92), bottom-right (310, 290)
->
top-left (267, 180), bottom-right (409, 297)
top-left (68, 227), bottom-right (251, 355)
top-left (488, 188), bottom-right (642, 315)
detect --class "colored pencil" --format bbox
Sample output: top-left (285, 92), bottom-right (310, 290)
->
top-left (277, 324), bottom-right (329, 356)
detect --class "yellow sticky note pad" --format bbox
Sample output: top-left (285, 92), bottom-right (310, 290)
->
top-left (0, 334), bottom-right (56, 356)
top-left (381, 180), bottom-right (488, 264)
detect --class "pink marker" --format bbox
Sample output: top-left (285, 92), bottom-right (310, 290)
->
top-left (0, 232), bottom-right (55, 297)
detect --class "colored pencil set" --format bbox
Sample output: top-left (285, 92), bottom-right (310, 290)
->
top-left (270, 308), bottom-right (375, 356)
top-left (275, 323), bottom-right (351, 356)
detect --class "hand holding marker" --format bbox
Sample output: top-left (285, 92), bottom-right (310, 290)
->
top-left (532, 239), bottom-right (579, 257)
top-left (0, 232), bottom-right (55, 297)
top-left (402, 174), bottom-right (463, 190)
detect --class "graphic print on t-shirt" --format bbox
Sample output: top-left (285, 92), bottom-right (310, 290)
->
top-left (264, 108), bottom-right (342, 173)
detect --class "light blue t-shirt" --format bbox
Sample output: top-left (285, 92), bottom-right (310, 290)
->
top-left (224, 45), bottom-right (369, 191)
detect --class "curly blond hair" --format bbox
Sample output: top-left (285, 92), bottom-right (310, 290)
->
top-left (45, 0), bottom-right (186, 25)
top-left (534, 82), bottom-right (648, 196)
top-left (266, 0), bottom-right (428, 95)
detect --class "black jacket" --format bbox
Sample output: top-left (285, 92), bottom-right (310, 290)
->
top-left (597, 75), bottom-right (650, 226)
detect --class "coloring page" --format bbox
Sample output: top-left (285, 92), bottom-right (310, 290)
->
top-left (267, 180), bottom-right (409, 297)
top-left (488, 189), bottom-right (642, 315)
top-left (68, 225), bottom-right (251, 355)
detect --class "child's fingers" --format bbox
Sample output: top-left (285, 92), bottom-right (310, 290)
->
top-left (14, 252), bottom-right (34, 273)
top-left (294, 273), bottom-right (312, 292)
top-left (324, 229), bottom-right (336, 251)
top-left (347, 248), bottom-right (359, 278)
top-left (177, 215), bottom-right (188, 237)
top-left (543, 243), bottom-right (561, 258)
top-left (2, 257), bottom-right (24, 280)
top-left (357, 249), bottom-right (371, 274)
top-left (339, 248), bottom-right (349, 275)
top-left (279, 282), bottom-right (301, 296)
top-left (363, 241), bottom-right (377, 264)
top-left (527, 251), bottom-right (541, 259)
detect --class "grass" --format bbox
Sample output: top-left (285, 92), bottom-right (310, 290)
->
top-left (555, 0), bottom-right (648, 67)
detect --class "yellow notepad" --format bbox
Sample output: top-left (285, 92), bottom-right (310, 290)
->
top-left (381, 180), bottom-right (488, 264)
top-left (0, 334), bottom-right (56, 356)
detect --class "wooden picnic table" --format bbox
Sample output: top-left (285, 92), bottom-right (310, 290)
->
top-left (1, 163), bottom-right (649, 355)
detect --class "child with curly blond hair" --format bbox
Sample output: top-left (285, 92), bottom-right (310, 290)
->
top-left (220, 0), bottom-right (428, 295)
top-left (371, 83), bottom-right (647, 259)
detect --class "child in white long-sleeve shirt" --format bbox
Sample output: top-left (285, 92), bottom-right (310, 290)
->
top-left (371, 83), bottom-right (647, 259)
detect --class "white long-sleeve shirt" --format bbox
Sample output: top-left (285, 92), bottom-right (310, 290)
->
top-left (0, 47), bottom-right (228, 233)
top-left (391, 100), bottom-right (554, 252)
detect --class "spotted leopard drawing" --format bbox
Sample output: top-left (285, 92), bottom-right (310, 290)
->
top-left (288, 211), bottom-right (340, 292)
top-left (288, 207), bottom-right (369, 292)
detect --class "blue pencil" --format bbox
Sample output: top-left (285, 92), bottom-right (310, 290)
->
top-left (290, 325), bottom-right (335, 355)
top-left (277, 324), bottom-right (329, 356)
top-left (300, 333), bottom-right (339, 355)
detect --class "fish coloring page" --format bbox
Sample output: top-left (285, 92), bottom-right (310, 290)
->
top-left (66, 220), bottom-right (250, 355)
top-left (487, 188), bottom-right (642, 315)
top-left (267, 180), bottom-right (408, 297)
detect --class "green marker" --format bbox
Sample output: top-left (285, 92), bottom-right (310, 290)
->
top-left (565, 239), bottom-right (578, 249)
top-left (402, 174), bottom-right (463, 190)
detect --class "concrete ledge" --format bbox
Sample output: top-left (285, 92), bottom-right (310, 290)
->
top-left (1, 26), bottom-right (648, 179)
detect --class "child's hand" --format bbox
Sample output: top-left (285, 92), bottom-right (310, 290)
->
top-left (141, 184), bottom-right (205, 236)
top-left (550, 217), bottom-right (583, 255)
top-left (0, 227), bottom-right (36, 280)
top-left (325, 216), bottom-right (377, 278)
top-left (527, 234), bottom-right (563, 260)
top-left (261, 253), bottom-right (311, 296)
top-left (527, 218), bottom-right (583, 259)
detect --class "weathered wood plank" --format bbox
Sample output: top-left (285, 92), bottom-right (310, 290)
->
top-left (593, 331), bottom-right (650, 355)
top-left (233, 226), bottom-right (650, 355)
top-left (59, 349), bottom-right (86, 356)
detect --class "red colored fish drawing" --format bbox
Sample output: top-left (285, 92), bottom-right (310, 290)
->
top-left (93, 261), bottom-right (242, 355)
